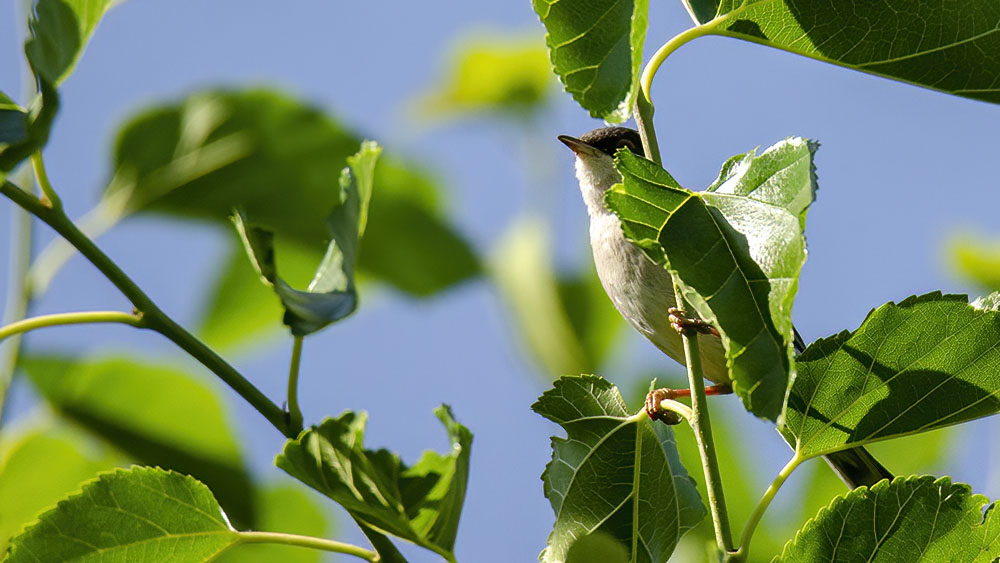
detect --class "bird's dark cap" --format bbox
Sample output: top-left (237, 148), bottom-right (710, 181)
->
top-left (558, 127), bottom-right (644, 158)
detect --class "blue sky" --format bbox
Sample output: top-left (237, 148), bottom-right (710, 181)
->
top-left (2, 1), bottom-right (1000, 561)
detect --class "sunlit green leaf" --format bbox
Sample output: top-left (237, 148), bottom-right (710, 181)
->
top-left (215, 485), bottom-right (330, 563)
top-left (689, 0), bottom-right (1000, 105)
top-left (416, 32), bottom-right (553, 119)
top-left (275, 405), bottom-right (472, 560)
top-left (24, 0), bottom-right (114, 85)
top-left (533, 0), bottom-right (648, 122)
top-left (606, 140), bottom-right (816, 420)
top-left (780, 292), bottom-right (1000, 459)
top-left (533, 375), bottom-right (704, 562)
top-left (491, 216), bottom-right (623, 378)
top-left (232, 141), bottom-right (379, 335)
top-left (777, 476), bottom-right (1000, 562)
top-left (0, 426), bottom-right (122, 553)
top-left (20, 355), bottom-right (256, 528)
top-left (949, 232), bottom-right (1000, 291)
top-left (5, 467), bottom-right (238, 563)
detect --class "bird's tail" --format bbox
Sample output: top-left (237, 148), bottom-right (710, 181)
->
top-left (823, 446), bottom-right (893, 489)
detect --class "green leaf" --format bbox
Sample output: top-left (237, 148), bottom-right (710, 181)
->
top-left (606, 142), bottom-right (816, 420)
top-left (533, 0), bottom-right (649, 122)
top-left (532, 375), bottom-right (704, 562)
top-left (107, 89), bottom-right (478, 299)
top-left (415, 32), bottom-right (553, 119)
top-left (0, 93), bottom-right (27, 147)
top-left (694, 0), bottom-right (1000, 105)
top-left (20, 355), bottom-right (257, 528)
top-left (491, 215), bottom-right (623, 377)
top-left (275, 405), bottom-right (472, 560)
top-left (0, 427), bottom-right (122, 553)
top-left (24, 0), bottom-right (115, 85)
top-left (232, 141), bottom-right (379, 335)
top-left (949, 232), bottom-right (1000, 291)
top-left (5, 467), bottom-right (238, 563)
top-left (215, 485), bottom-right (330, 563)
top-left (0, 80), bottom-right (59, 174)
top-left (780, 292), bottom-right (1000, 459)
top-left (777, 476), bottom-right (1000, 562)
top-left (197, 237), bottom-right (320, 351)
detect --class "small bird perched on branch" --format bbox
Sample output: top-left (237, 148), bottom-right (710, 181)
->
top-left (558, 126), bottom-right (891, 489)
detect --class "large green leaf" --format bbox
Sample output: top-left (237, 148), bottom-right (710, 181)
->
top-left (215, 485), bottom-right (330, 563)
top-left (776, 476), bottom-right (1000, 562)
top-left (5, 467), bottom-right (238, 563)
top-left (24, 0), bottom-right (114, 85)
top-left (533, 0), bottom-right (649, 122)
top-left (532, 375), bottom-right (704, 562)
top-left (106, 89), bottom-right (478, 299)
top-left (687, 0), bottom-right (1000, 105)
top-left (416, 32), bottom-right (553, 119)
top-left (491, 216), bottom-right (623, 378)
top-left (0, 427), bottom-right (122, 554)
top-left (780, 291), bottom-right (1000, 459)
top-left (275, 405), bottom-right (472, 561)
top-left (20, 355), bottom-right (256, 528)
top-left (606, 140), bottom-right (816, 420)
top-left (232, 141), bottom-right (378, 336)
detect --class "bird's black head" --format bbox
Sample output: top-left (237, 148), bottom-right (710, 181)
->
top-left (558, 126), bottom-right (644, 158)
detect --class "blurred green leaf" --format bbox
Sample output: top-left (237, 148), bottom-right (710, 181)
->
top-left (606, 140), bottom-right (816, 420)
top-left (0, 426), bottom-right (122, 553)
top-left (949, 232), bottom-right (1000, 290)
top-left (6, 467), bottom-right (238, 563)
top-left (24, 0), bottom-right (114, 85)
top-left (106, 89), bottom-right (478, 343)
top-left (533, 375), bottom-right (704, 562)
top-left (21, 355), bottom-right (256, 528)
top-left (533, 0), bottom-right (648, 122)
top-left (491, 215), bottom-right (622, 377)
top-left (276, 405), bottom-right (472, 560)
top-left (780, 292), bottom-right (1000, 459)
top-left (0, 80), bottom-right (59, 174)
top-left (687, 0), bottom-right (1000, 105)
top-left (232, 142), bottom-right (379, 336)
top-left (416, 32), bottom-right (553, 119)
top-left (0, 93), bottom-right (27, 147)
top-left (776, 476), bottom-right (1000, 562)
top-left (215, 485), bottom-right (330, 563)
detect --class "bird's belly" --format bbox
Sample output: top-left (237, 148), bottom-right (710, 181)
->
top-left (590, 214), bottom-right (729, 384)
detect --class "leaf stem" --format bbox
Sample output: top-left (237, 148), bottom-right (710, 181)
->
top-left (0, 180), bottom-right (300, 438)
top-left (237, 531), bottom-right (378, 561)
top-left (30, 152), bottom-right (61, 210)
top-left (639, 24), bottom-right (713, 104)
top-left (286, 335), bottom-right (304, 432)
top-left (0, 175), bottom-right (34, 427)
top-left (0, 310), bottom-right (145, 342)
top-left (658, 398), bottom-right (693, 423)
top-left (733, 453), bottom-right (803, 561)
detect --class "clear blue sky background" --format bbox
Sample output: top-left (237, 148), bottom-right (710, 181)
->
top-left (2, 1), bottom-right (999, 561)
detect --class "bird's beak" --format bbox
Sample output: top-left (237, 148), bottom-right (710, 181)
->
top-left (558, 134), bottom-right (602, 158)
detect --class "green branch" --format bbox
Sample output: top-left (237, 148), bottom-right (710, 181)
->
top-left (633, 29), bottom-right (736, 557)
top-left (0, 310), bottom-right (145, 342)
top-left (286, 335), bottom-right (304, 432)
top-left (0, 180), bottom-right (300, 438)
top-left (237, 531), bottom-right (378, 561)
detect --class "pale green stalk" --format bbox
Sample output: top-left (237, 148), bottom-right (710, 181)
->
top-left (286, 335), bottom-right (305, 432)
top-left (734, 454), bottom-right (803, 561)
top-left (0, 310), bottom-right (145, 342)
top-left (237, 531), bottom-right (378, 561)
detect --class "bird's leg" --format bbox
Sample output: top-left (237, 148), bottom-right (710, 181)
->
top-left (668, 307), bottom-right (720, 337)
top-left (645, 384), bottom-right (733, 424)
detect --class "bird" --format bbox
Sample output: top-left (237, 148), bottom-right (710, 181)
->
top-left (558, 126), bottom-right (891, 489)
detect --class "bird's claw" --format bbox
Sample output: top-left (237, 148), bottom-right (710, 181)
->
top-left (668, 307), bottom-right (719, 337)
top-left (645, 388), bottom-right (683, 425)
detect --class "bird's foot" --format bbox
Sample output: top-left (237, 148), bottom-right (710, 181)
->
top-left (667, 307), bottom-right (719, 337)
top-left (644, 384), bottom-right (733, 424)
